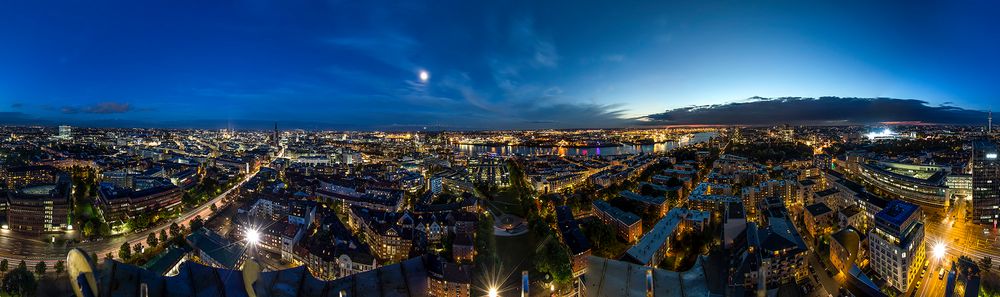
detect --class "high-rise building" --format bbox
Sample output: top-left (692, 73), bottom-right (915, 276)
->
top-left (58, 125), bottom-right (72, 139)
top-left (972, 140), bottom-right (1000, 225)
top-left (869, 200), bottom-right (925, 292)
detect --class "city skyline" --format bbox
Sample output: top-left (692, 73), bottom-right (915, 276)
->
top-left (3, 1), bottom-right (1000, 129)
top-left (6, 1), bottom-right (1000, 297)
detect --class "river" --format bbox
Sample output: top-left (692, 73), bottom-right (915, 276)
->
top-left (455, 132), bottom-right (716, 156)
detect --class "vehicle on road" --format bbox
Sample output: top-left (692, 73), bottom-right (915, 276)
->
top-left (939, 268), bottom-right (946, 280)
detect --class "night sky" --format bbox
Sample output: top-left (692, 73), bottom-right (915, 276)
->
top-left (1, 1), bottom-right (998, 129)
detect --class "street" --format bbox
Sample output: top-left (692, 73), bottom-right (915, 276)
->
top-left (0, 171), bottom-right (257, 268)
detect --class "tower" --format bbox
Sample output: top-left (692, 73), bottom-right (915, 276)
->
top-left (989, 109), bottom-right (993, 134)
top-left (273, 122), bottom-right (279, 145)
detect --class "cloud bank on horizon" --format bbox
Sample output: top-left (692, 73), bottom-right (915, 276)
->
top-left (1, 97), bottom-right (989, 129)
top-left (640, 97), bottom-right (988, 126)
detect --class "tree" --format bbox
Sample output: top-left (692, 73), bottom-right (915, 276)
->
top-left (210, 203), bottom-right (217, 212)
top-left (983, 256), bottom-right (994, 272)
top-left (169, 222), bottom-right (181, 238)
top-left (98, 223), bottom-right (112, 237)
top-left (159, 230), bottom-right (169, 245)
top-left (54, 261), bottom-right (64, 275)
top-left (119, 242), bottom-right (132, 260)
top-left (130, 213), bottom-right (152, 230)
top-left (82, 221), bottom-right (95, 238)
top-left (182, 192), bottom-right (197, 206)
top-left (134, 243), bottom-right (144, 255)
top-left (0, 259), bottom-right (7, 278)
top-left (190, 216), bottom-right (204, 231)
top-left (535, 240), bottom-right (573, 285)
top-left (33, 262), bottom-right (45, 276)
top-left (147, 233), bottom-right (159, 247)
top-left (17, 261), bottom-right (25, 270)
top-left (2, 266), bottom-right (36, 296)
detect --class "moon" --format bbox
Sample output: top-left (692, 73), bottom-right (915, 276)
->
top-left (419, 70), bottom-right (429, 82)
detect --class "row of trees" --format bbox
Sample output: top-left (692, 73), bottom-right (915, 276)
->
top-left (118, 220), bottom-right (192, 264)
top-left (472, 213), bottom-right (497, 277)
top-left (0, 259), bottom-right (65, 296)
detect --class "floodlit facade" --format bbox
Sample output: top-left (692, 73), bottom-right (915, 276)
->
top-left (868, 200), bottom-right (925, 292)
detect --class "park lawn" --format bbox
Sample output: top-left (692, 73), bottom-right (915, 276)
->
top-left (490, 188), bottom-right (528, 217)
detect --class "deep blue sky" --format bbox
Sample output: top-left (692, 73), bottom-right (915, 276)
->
top-left (1, 1), bottom-right (998, 129)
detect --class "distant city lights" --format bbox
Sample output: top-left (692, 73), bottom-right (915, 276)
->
top-left (865, 128), bottom-right (897, 140)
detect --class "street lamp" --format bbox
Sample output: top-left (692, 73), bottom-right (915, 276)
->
top-left (933, 242), bottom-right (946, 259)
top-left (246, 229), bottom-right (261, 245)
top-left (487, 287), bottom-right (498, 297)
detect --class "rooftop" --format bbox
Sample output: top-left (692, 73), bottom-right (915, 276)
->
top-left (624, 208), bottom-right (704, 265)
top-left (593, 200), bottom-right (641, 226)
top-left (725, 202), bottom-right (746, 220)
top-left (620, 190), bottom-right (666, 205)
top-left (185, 228), bottom-right (244, 269)
top-left (876, 200), bottom-right (920, 227)
top-left (71, 250), bottom-right (439, 297)
top-left (815, 188), bottom-right (840, 197)
top-left (805, 202), bottom-right (833, 217)
top-left (583, 256), bottom-right (712, 297)
top-left (831, 227), bottom-right (861, 256)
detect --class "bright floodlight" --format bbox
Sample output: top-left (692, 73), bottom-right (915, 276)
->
top-left (933, 242), bottom-right (946, 259)
top-left (419, 70), bottom-right (429, 82)
top-left (246, 229), bottom-right (261, 245)
top-left (487, 287), bottom-right (498, 297)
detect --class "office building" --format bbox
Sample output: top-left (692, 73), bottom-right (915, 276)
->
top-left (97, 183), bottom-right (183, 226)
top-left (856, 161), bottom-right (949, 208)
top-left (6, 172), bottom-right (72, 232)
top-left (972, 141), bottom-right (1000, 225)
top-left (869, 200), bottom-right (925, 292)
top-left (58, 125), bottom-right (72, 139)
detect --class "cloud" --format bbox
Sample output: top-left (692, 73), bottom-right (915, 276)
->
top-left (61, 102), bottom-right (134, 114)
top-left (10, 103), bottom-right (23, 109)
top-left (640, 97), bottom-right (987, 126)
top-left (507, 17), bottom-right (559, 69)
top-left (323, 32), bottom-right (420, 71)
